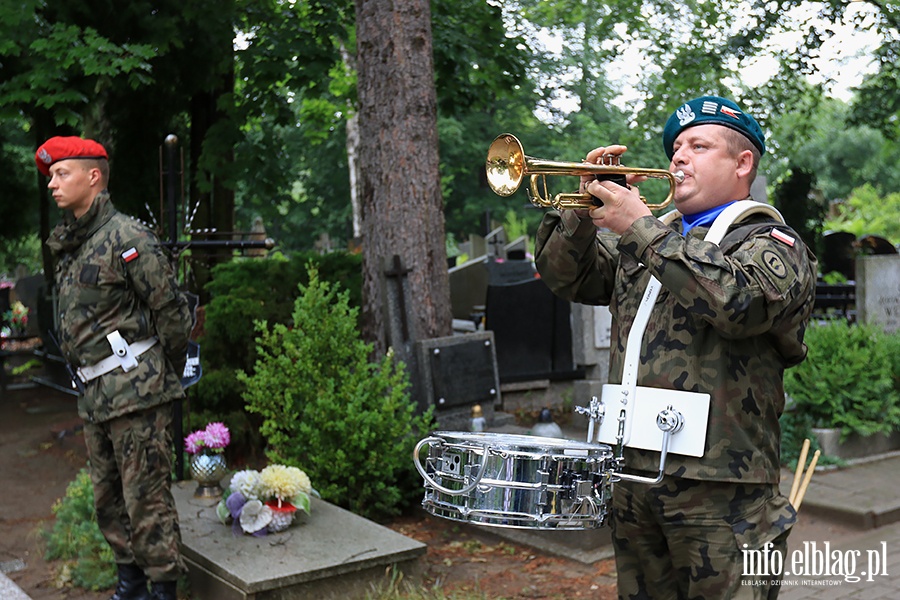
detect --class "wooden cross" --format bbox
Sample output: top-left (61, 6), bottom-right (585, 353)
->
top-left (384, 254), bottom-right (412, 342)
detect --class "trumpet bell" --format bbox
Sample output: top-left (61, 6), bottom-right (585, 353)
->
top-left (486, 134), bottom-right (527, 197)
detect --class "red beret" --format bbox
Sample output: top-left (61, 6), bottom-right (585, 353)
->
top-left (35, 136), bottom-right (108, 176)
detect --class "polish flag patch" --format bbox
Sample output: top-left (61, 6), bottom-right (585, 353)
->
top-left (770, 229), bottom-right (795, 247)
top-left (121, 247), bottom-right (140, 263)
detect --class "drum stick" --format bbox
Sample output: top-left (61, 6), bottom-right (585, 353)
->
top-left (789, 438), bottom-right (810, 505)
top-left (792, 450), bottom-right (820, 511)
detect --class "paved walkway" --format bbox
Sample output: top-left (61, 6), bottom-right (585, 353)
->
top-left (777, 452), bottom-right (900, 599)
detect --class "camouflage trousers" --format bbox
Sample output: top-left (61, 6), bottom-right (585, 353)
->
top-left (611, 475), bottom-right (796, 600)
top-left (83, 403), bottom-right (185, 582)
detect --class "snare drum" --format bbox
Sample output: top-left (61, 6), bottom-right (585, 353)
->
top-left (414, 431), bottom-right (615, 530)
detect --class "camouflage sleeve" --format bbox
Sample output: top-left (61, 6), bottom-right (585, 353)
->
top-left (123, 232), bottom-right (193, 376)
top-left (619, 215), bottom-right (817, 341)
top-left (533, 210), bottom-right (620, 305)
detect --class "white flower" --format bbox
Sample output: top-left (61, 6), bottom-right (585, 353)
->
top-left (239, 499), bottom-right (273, 533)
top-left (229, 470), bottom-right (262, 500)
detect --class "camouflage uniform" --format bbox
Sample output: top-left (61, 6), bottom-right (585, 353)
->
top-left (534, 209), bottom-right (817, 599)
top-left (47, 192), bottom-right (193, 582)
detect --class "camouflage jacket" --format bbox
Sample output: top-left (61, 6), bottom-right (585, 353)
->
top-left (534, 209), bottom-right (818, 483)
top-left (46, 192), bottom-right (192, 423)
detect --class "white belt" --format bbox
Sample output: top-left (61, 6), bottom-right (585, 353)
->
top-left (76, 335), bottom-right (159, 383)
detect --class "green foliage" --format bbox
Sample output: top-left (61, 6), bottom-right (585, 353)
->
top-left (240, 264), bottom-right (434, 521)
top-left (192, 251), bottom-right (362, 462)
top-left (201, 251), bottom-right (361, 373)
top-left (778, 410), bottom-right (843, 470)
top-left (0, 234), bottom-right (42, 277)
top-left (824, 184), bottom-right (900, 244)
top-left (821, 271), bottom-right (848, 285)
top-left (43, 469), bottom-right (116, 591)
top-left (784, 320), bottom-right (900, 439)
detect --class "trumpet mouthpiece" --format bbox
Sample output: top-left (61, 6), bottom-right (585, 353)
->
top-left (673, 170), bottom-right (685, 183)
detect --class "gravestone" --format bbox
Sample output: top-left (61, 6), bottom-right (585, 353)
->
top-left (417, 331), bottom-right (501, 430)
top-left (821, 231), bottom-right (857, 280)
top-left (381, 254), bottom-right (427, 412)
top-left (485, 278), bottom-right (578, 383)
top-left (569, 303), bottom-right (612, 403)
top-left (856, 254), bottom-right (900, 333)
top-left (449, 257), bottom-right (489, 321)
top-left (750, 175), bottom-right (768, 204)
top-left (12, 274), bottom-right (43, 337)
top-left (462, 234), bottom-right (487, 260)
top-left (485, 226), bottom-right (507, 259)
top-left (505, 235), bottom-right (529, 260)
top-left (173, 482), bottom-right (425, 600)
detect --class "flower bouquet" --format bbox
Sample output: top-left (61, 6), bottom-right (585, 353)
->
top-left (185, 422), bottom-right (230, 455)
top-left (1, 301), bottom-right (29, 338)
top-left (217, 465), bottom-right (314, 535)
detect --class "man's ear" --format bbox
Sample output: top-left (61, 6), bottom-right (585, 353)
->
top-left (736, 149), bottom-right (753, 179)
top-left (88, 167), bottom-right (102, 187)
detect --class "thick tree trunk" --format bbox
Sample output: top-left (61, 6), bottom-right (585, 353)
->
top-left (355, 0), bottom-right (452, 354)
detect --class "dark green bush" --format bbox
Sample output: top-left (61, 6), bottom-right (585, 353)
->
top-left (44, 469), bottom-right (116, 591)
top-left (239, 264), bottom-right (434, 521)
top-left (190, 251), bottom-right (363, 462)
top-left (784, 320), bottom-right (900, 439)
top-left (778, 410), bottom-right (843, 469)
top-left (203, 251), bottom-right (362, 373)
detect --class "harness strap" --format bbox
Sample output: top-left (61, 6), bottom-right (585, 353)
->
top-left (76, 335), bottom-right (158, 383)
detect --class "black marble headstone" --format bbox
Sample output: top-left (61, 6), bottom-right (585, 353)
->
top-left (485, 278), bottom-right (578, 382)
top-left (426, 336), bottom-right (498, 410)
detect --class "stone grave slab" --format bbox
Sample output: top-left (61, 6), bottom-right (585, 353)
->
top-left (856, 254), bottom-right (900, 333)
top-left (418, 331), bottom-right (500, 430)
top-left (173, 481), bottom-right (425, 600)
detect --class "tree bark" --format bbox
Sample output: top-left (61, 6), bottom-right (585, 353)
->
top-left (355, 0), bottom-right (452, 354)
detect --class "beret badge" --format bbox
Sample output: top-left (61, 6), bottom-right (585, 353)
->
top-left (675, 104), bottom-right (696, 127)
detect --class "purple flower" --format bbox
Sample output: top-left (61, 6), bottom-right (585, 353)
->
top-left (225, 491), bottom-right (247, 520)
top-left (184, 422), bottom-right (231, 454)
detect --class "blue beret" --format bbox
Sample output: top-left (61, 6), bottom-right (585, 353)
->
top-left (662, 96), bottom-right (765, 160)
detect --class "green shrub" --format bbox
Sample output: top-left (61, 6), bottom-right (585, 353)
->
top-left (784, 320), bottom-right (900, 439)
top-left (778, 410), bottom-right (844, 469)
top-left (193, 251), bottom-right (361, 408)
top-left (44, 468), bottom-right (116, 591)
top-left (239, 264), bottom-right (434, 521)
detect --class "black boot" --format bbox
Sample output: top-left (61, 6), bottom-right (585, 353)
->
top-left (110, 563), bottom-right (150, 600)
top-left (149, 580), bottom-right (178, 600)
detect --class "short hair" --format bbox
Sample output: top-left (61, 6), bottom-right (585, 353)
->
top-left (721, 127), bottom-right (760, 182)
top-left (83, 158), bottom-right (110, 188)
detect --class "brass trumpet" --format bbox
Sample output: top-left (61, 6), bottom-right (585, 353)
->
top-left (485, 133), bottom-right (683, 211)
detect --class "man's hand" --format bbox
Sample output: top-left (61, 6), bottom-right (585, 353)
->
top-left (580, 144), bottom-right (651, 234)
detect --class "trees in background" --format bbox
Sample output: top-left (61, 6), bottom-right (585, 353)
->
top-left (2, 0), bottom-right (899, 327)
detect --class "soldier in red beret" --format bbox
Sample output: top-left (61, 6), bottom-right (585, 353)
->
top-left (38, 136), bottom-right (192, 600)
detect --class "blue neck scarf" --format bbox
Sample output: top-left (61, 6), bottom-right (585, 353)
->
top-left (681, 201), bottom-right (738, 237)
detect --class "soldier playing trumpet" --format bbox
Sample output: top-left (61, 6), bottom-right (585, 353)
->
top-left (534, 96), bottom-right (818, 599)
